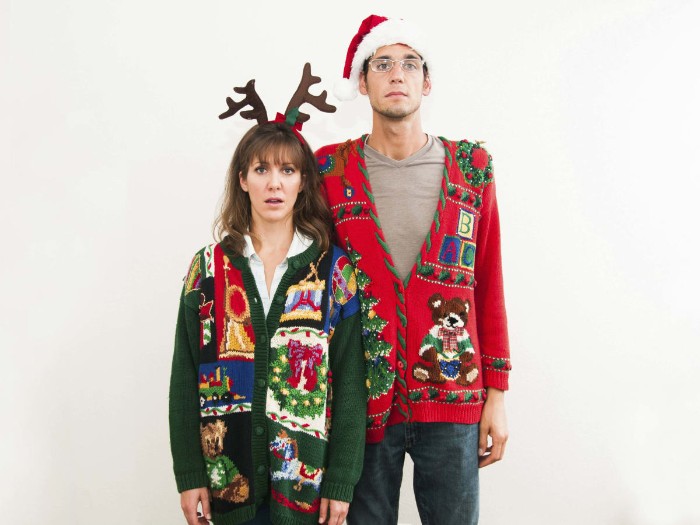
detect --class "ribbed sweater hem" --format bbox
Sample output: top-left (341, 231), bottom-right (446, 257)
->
top-left (320, 481), bottom-right (355, 502)
top-left (175, 470), bottom-right (210, 493)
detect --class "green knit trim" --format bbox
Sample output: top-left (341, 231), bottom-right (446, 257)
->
top-left (357, 136), bottom-right (367, 158)
top-left (397, 331), bottom-right (406, 348)
top-left (384, 258), bottom-right (401, 281)
top-left (358, 163), bottom-right (369, 179)
top-left (375, 231), bottom-right (390, 254)
top-left (439, 136), bottom-right (453, 164)
top-left (368, 209), bottom-right (381, 228)
top-left (320, 481), bottom-right (355, 503)
top-left (362, 182), bottom-right (374, 204)
top-left (396, 306), bottom-right (407, 326)
top-left (393, 281), bottom-right (405, 304)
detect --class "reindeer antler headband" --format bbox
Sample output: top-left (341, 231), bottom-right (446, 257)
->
top-left (218, 62), bottom-right (336, 138)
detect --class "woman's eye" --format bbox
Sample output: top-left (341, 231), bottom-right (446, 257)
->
top-left (282, 167), bottom-right (296, 175)
top-left (254, 166), bottom-right (266, 174)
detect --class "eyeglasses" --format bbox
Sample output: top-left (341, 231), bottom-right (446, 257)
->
top-left (368, 58), bottom-right (424, 73)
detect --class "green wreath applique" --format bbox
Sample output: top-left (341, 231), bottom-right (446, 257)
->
top-left (456, 141), bottom-right (494, 188)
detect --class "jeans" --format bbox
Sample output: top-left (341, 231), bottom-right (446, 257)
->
top-left (347, 422), bottom-right (479, 525)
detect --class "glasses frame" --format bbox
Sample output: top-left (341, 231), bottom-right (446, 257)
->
top-left (367, 58), bottom-right (424, 74)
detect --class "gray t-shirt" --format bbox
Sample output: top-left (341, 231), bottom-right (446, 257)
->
top-left (364, 135), bottom-right (445, 281)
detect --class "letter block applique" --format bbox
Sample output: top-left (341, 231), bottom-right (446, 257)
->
top-left (438, 236), bottom-right (462, 266)
top-left (460, 241), bottom-right (476, 271)
top-left (457, 209), bottom-right (475, 240)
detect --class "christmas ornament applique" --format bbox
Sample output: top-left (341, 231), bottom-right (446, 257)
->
top-left (280, 258), bottom-right (326, 323)
top-left (412, 293), bottom-right (478, 387)
top-left (200, 419), bottom-right (250, 504)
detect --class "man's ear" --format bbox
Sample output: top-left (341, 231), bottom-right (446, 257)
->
top-left (239, 172), bottom-right (248, 192)
top-left (359, 72), bottom-right (369, 96)
top-left (423, 74), bottom-right (432, 96)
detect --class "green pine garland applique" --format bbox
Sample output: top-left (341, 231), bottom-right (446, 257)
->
top-left (346, 240), bottom-right (394, 402)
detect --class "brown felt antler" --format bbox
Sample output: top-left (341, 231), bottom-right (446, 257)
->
top-left (218, 79), bottom-right (268, 124)
top-left (285, 63), bottom-right (336, 124)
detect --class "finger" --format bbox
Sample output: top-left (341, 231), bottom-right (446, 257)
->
top-left (490, 439), bottom-right (504, 462)
top-left (200, 490), bottom-right (212, 520)
top-left (319, 497), bottom-right (329, 524)
top-left (181, 501), bottom-right (198, 525)
top-left (478, 425), bottom-right (489, 456)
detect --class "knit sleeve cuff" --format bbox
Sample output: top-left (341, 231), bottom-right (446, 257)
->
top-left (175, 470), bottom-right (210, 493)
top-left (483, 368), bottom-right (510, 391)
top-left (320, 481), bottom-right (355, 503)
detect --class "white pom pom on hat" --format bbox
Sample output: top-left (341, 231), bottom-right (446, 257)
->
top-left (334, 14), bottom-right (429, 101)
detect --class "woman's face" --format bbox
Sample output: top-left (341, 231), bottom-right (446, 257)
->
top-left (240, 157), bottom-right (303, 231)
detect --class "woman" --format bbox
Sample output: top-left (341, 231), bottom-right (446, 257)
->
top-left (169, 120), bottom-right (366, 525)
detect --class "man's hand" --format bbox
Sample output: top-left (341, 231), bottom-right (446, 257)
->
top-left (180, 487), bottom-right (212, 525)
top-left (478, 387), bottom-right (508, 468)
top-left (318, 498), bottom-right (349, 525)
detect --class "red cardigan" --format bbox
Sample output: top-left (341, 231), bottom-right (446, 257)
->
top-left (316, 136), bottom-right (511, 443)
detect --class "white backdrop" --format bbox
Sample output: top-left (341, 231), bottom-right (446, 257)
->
top-left (2, 1), bottom-right (700, 524)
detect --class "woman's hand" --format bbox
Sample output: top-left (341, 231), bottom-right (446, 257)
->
top-left (180, 487), bottom-right (212, 525)
top-left (318, 498), bottom-right (350, 525)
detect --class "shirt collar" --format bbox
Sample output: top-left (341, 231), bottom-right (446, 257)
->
top-left (243, 230), bottom-right (314, 261)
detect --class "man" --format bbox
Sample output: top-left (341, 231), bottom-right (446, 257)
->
top-left (315, 14), bottom-right (511, 525)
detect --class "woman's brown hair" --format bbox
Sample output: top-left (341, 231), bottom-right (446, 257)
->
top-left (214, 122), bottom-right (331, 256)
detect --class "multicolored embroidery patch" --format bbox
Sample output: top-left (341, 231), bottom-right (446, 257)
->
top-left (332, 257), bottom-right (357, 305)
top-left (200, 293), bottom-right (214, 347)
top-left (185, 255), bottom-right (201, 295)
top-left (199, 362), bottom-right (253, 415)
top-left (266, 327), bottom-right (329, 438)
top-left (269, 429), bottom-right (323, 513)
top-left (280, 261), bottom-right (326, 323)
top-left (219, 258), bottom-right (256, 360)
top-left (200, 419), bottom-right (250, 504)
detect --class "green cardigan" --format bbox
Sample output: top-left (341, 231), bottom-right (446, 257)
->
top-left (169, 241), bottom-right (366, 525)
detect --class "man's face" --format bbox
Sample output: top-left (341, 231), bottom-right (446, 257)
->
top-left (359, 43), bottom-right (431, 120)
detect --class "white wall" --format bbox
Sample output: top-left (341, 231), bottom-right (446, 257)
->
top-left (2, 1), bottom-right (699, 524)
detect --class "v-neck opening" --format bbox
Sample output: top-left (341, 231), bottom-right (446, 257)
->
top-left (355, 137), bottom-right (451, 291)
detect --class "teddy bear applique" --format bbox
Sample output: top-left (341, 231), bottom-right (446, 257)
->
top-left (412, 293), bottom-right (479, 387)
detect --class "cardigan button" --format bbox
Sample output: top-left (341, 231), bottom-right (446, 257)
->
top-left (397, 361), bottom-right (404, 370)
top-left (274, 295), bottom-right (285, 304)
top-left (255, 426), bottom-right (264, 436)
top-left (257, 465), bottom-right (266, 475)
top-left (290, 260), bottom-right (300, 270)
top-left (258, 335), bottom-right (266, 344)
top-left (257, 378), bottom-right (266, 388)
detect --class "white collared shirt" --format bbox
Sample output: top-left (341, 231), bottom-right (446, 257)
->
top-left (243, 231), bottom-right (314, 316)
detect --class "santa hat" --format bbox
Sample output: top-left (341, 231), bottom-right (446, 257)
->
top-left (334, 14), bottom-right (429, 101)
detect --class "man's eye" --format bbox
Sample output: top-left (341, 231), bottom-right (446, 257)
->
top-left (404, 62), bottom-right (417, 71)
top-left (377, 61), bottom-right (390, 71)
